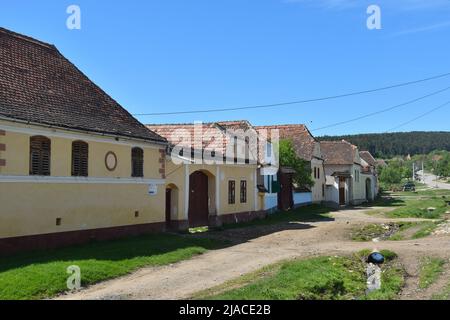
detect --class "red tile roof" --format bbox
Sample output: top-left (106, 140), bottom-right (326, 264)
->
top-left (0, 27), bottom-right (165, 143)
top-left (146, 123), bottom-right (228, 153)
top-left (254, 124), bottom-right (317, 161)
top-left (147, 121), bottom-right (262, 163)
top-left (320, 140), bottom-right (358, 165)
top-left (359, 151), bottom-right (377, 167)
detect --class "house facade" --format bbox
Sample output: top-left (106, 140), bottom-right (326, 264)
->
top-left (359, 151), bottom-right (379, 202)
top-left (146, 121), bottom-right (264, 229)
top-left (0, 28), bottom-right (168, 254)
top-left (321, 140), bottom-right (378, 208)
top-left (255, 124), bottom-right (326, 209)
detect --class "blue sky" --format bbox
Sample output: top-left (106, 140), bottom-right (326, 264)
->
top-left (1, 0), bottom-right (449, 136)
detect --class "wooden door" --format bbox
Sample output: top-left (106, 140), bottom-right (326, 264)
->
top-left (188, 171), bottom-right (209, 227)
top-left (278, 172), bottom-right (294, 211)
top-left (339, 177), bottom-right (346, 205)
top-left (165, 188), bottom-right (172, 227)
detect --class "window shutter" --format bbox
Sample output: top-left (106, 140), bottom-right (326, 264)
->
top-left (240, 180), bottom-right (247, 203)
top-left (228, 180), bottom-right (236, 204)
top-left (132, 147), bottom-right (144, 177)
top-left (30, 136), bottom-right (51, 176)
top-left (72, 141), bottom-right (89, 176)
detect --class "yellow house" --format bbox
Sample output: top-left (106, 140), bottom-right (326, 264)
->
top-left (147, 121), bottom-right (265, 229)
top-left (0, 28), bottom-right (168, 254)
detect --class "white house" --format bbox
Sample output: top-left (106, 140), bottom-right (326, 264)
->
top-left (321, 140), bottom-right (376, 208)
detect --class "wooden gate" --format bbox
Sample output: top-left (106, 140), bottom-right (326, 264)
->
top-left (188, 171), bottom-right (210, 227)
top-left (165, 188), bottom-right (172, 228)
top-left (278, 171), bottom-right (294, 211)
top-left (339, 177), bottom-right (346, 205)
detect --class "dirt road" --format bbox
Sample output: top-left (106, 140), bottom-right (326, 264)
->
top-left (59, 207), bottom-right (450, 300)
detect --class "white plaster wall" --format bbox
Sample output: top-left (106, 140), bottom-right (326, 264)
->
top-left (293, 192), bottom-right (312, 206)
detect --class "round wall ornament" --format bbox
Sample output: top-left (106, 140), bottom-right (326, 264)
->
top-left (105, 151), bottom-right (118, 171)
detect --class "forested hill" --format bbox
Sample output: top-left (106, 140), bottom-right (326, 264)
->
top-left (317, 131), bottom-right (450, 158)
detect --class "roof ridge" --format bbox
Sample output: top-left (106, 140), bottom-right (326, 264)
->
top-left (255, 124), bottom-right (306, 128)
top-left (0, 27), bottom-right (54, 50)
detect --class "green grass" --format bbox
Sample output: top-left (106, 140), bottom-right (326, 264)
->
top-left (0, 233), bottom-right (225, 300)
top-left (385, 197), bottom-right (447, 219)
top-left (418, 257), bottom-right (446, 290)
top-left (352, 221), bottom-right (441, 242)
top-left (195, 250), bottom-right (404, 300)
top-left (220, 205), bottom-right (332, 230)
top-left (433, 283), bottom-right (450, 300)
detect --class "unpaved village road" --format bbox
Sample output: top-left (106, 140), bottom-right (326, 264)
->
top-left (59, 207), bottom-right (450, 300)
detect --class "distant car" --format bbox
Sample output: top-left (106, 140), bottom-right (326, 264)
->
top-left (403, 182), bottom-right (416, 192)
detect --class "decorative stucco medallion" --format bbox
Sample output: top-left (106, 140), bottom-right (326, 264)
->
top-left (105, 151), bottom-right (118, 171)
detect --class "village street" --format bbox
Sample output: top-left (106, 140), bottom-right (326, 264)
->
top-left (60, 205), bottom-right (450, 300)
top-left (419, 171), bottom-right (450, 190)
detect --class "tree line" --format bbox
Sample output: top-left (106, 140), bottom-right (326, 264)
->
top-left (318, 131), bottom-right (450, 158)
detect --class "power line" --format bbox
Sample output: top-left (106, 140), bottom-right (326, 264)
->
top-left (387, 99), bottom-right (450, 132)
top-left (310, 85), bottom-right (450, 132)
top-left (133, 71), bottom-right (450, 116)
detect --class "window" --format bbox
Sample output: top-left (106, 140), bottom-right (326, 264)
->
top-left (266, 142), bottom-right (272, 158)
top-left (245, 137), bottom-right (250, 164)
top-left (228, 180), bottom-right (236, 204)
top-left (29, 136), bottom-right (51, 176)
top-left (72, 141), bottom-right (88, 176)
top-left (314, 167), bottom-right (317, 179)
top-left (317, 168), bottom-right (320, 180)
top-left (240, 180), bottom-right (247, 203)
top-left (132, 147), bottom-right (144, 177)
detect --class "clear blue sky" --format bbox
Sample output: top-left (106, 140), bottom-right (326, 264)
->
top-left (1, 0), bottom-right (449, 136)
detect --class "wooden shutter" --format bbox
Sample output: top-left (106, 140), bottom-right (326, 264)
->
top-left (240, 180), bottom-right (247, 203)
top-left (72, 141), bottom-right (89, 176)
top-left (132, 147), bottom-right (144, 177)
top-left (30, 136), bottom-right (51, 176)
top-left (228, 180), bottom-right (236, 204)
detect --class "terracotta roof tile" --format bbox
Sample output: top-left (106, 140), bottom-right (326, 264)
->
top-left (254, 124), bottom-right (317, 161)
top-left (0, 27), bottom-right (165, 143)
top-left (359, 151), bottom-right (377, 167)
top-left (320, 140), bottom-right (358, 165)
top-left (147, 121), bottom-right (262, 163)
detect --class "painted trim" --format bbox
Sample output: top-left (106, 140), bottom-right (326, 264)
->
top-left (0, 122), bottom-right (164, 149)
top-left (0, 175), bottom-right (165, 185)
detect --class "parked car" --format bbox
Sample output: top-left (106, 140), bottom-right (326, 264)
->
top-left (403, 182), bottom-right (416, 192)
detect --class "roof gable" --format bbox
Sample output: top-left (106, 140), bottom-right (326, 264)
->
top-left (321, 140), bottom-right (359, 165)
top-left (254, 124), bottom-right (317, 161)
top-left (0, 28), bottom-right (165, 143)
top-left (359, 151), bottom-right (377, 167)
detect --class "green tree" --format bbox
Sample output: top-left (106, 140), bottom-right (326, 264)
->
top-left (279, 139), bottom-right (314, 188)
top-left (379, 166), bottom-right (403, 184)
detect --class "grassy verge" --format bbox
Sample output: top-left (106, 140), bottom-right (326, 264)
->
top-left (418, 257), bottom-right (446, 290)
top-left (385, 198), bottom-right (447, 219)
top-left (351, 221), bottom-right (441, 242)
top-left (194, 250), bottom-right (404, 300)
top-left (220, 205), bottom-right (332, 230)
top-left (370, 189), bottom-right (449, 220)
top-left (0, 233), bottom-right (225, 300)
top-left (433, 283), bottom-right (450, 300)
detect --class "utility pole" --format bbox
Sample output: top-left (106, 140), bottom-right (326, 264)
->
top-left (422, 161), bottom-right (424, 183)
top-left (412, 162), bottom-right (415, 182)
